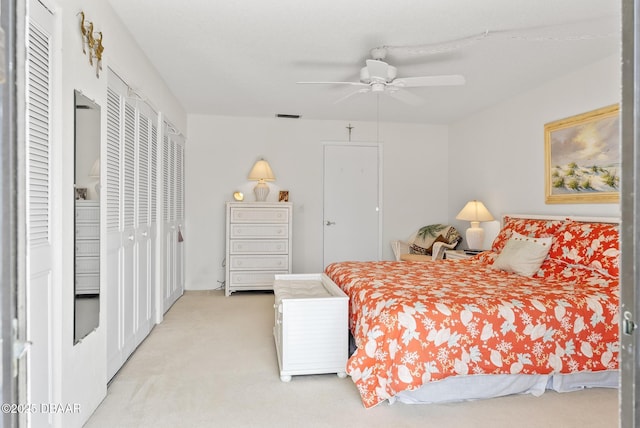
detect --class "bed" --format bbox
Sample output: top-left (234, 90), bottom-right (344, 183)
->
top-left (324, 215), bottom-right (620, 408)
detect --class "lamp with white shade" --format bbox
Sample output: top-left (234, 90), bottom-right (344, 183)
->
top-left (455, 200), bottom-right (494, 250)
top-left (248, 159), bottom-right (275, 201)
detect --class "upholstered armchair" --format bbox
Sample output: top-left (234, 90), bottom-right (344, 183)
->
top-left (391, 224), bottom-right (462, 261)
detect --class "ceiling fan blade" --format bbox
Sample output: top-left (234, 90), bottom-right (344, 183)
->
top-left (334, 88), bottom-right (370, 104)
top-left (386, 89), bottom-right (424, 106)
top-left (365, 59), bottom-right (389, 80)
top-left (297, 81), bottom-right (368, 86)
top-left (393, 74), bottom-right (466, 88)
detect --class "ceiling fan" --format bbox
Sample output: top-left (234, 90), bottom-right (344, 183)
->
top-left (297, 48), bottom-right (465, 105)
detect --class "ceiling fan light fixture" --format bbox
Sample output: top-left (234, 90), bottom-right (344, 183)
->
top-left (360, 62), bottom-right (397, 83)
top-left (359, 67), bottom-right (370, 83)
top-left (371, 82), bottom-right (385, 92)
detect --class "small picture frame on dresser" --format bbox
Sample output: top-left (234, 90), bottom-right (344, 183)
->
top-left (279, 190), bottom-right (289, 202)
top-left (75, 187), bottom-right (87, 200)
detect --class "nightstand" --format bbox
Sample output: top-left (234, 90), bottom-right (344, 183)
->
top-left (444, 250), bottom-right (474, 260)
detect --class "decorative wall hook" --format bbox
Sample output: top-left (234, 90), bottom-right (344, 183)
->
top-left (78, 11), bottom-right (105, 78)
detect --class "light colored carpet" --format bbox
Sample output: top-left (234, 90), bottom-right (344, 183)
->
top-left (85, 290), bottom-right (618, 428)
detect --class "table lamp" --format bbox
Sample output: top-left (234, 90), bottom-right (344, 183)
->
top-left (248, 159), bottom-right (275, 201)
top-left (455, 200), bottom-right (494, 250)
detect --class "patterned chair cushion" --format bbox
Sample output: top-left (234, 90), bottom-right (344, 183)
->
top-left (408, 224), bottom-right (461, 255)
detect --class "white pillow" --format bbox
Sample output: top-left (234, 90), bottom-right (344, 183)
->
top-left (492, 232), bottom-right (552, 277)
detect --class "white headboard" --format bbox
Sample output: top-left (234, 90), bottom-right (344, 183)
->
top-left (502, 214), bottom-right (620, 225)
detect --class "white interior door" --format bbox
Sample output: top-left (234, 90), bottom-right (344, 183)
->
top-left (323, 143), bottom-right (381, 267)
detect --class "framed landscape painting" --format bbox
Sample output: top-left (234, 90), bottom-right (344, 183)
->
top-left (544, 104), bottom-right (620, 204)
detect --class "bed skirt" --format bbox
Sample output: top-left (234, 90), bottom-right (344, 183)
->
top-left (390, 370), bottom-right (619, 405)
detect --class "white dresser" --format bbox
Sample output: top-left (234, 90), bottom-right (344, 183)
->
top-left (273, 273), bottom-right (348, 382)
top-left (225, 202), bottom-right (293, 296)
top-left (75, 200), bottom-right (100, 294)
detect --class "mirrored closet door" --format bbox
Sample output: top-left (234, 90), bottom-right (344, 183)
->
top-left (74, 90), bottom-right (101, 344)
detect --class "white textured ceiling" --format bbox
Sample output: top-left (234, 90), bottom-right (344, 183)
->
top-left (107, 0), bottom-right (620, 124)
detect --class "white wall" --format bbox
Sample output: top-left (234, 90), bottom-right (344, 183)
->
top-left (51, 1), bottom-right (186, 426)
top-left (185, 116), bottom-right (449, 290)
top-left (448, 54), bottom-right (621, 239)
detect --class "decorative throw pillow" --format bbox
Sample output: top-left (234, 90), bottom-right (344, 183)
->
top-left (492, 232), bottom-right (552, 277)
top-left (548, 220), bottom-right (620, 278)
top-left (491, 216), bottom-right (564, 253)
top-left (408, 224), bottom-right (461, 255)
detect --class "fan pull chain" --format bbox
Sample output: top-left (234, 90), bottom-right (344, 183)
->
top-left (376, 94), bottom-right (380, 144)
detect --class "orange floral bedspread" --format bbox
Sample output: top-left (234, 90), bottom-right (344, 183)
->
top-left (324, 259), bottom-right (619, 408)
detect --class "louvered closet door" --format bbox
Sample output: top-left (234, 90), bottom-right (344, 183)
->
top-left (25, 1), bottom-right (54, 426)
top-left (134, 109), bottom-right (156, 345)
top-left (161, 133), bottom-right (174, 312)
top-left (149, 122), bottom-right (159, 323)
top-left (105, 85), bottom-right (123, 379)
top-left (120, 100), bottom-right (137, 359)
top-left (161, 127), bottom-right (185, 313)
top-left (106, 74), bottom-right (160, 378)
top-left (175, 142), bottom-right (185, 295)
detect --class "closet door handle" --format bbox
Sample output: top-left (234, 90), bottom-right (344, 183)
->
top-left (325, 221), bottom-right (336, 226)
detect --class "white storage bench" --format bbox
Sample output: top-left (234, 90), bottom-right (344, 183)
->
top-left (273, 273), bottom-right (348, 382)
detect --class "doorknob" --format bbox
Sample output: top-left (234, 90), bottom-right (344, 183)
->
top-left (325, 221), bottom-right (336, 226)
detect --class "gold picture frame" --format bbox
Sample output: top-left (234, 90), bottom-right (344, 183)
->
top-left (544, 104), bottom-right (620, 204)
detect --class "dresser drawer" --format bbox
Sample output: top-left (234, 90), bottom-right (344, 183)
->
top-left (230, 224), bottom-right (288, 239)
top-left (76, 256), bottom-right (99, 274)
top-left (75, 203), bottom-right (99, 222)
top-left (75, 273), bottom-right (100, 294)
top-left (229, 255), bottom-right (289, 270)
top-left (229, 239), bottom-right (288, 254)
top-left (230, 206), bottom-right (289, 223)
top-left (229, 271), bottom-right (289, 289)
top-left (76, 239), bottom-right (100, 256)
top-left (76, 223), bottom-right (99, 239)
